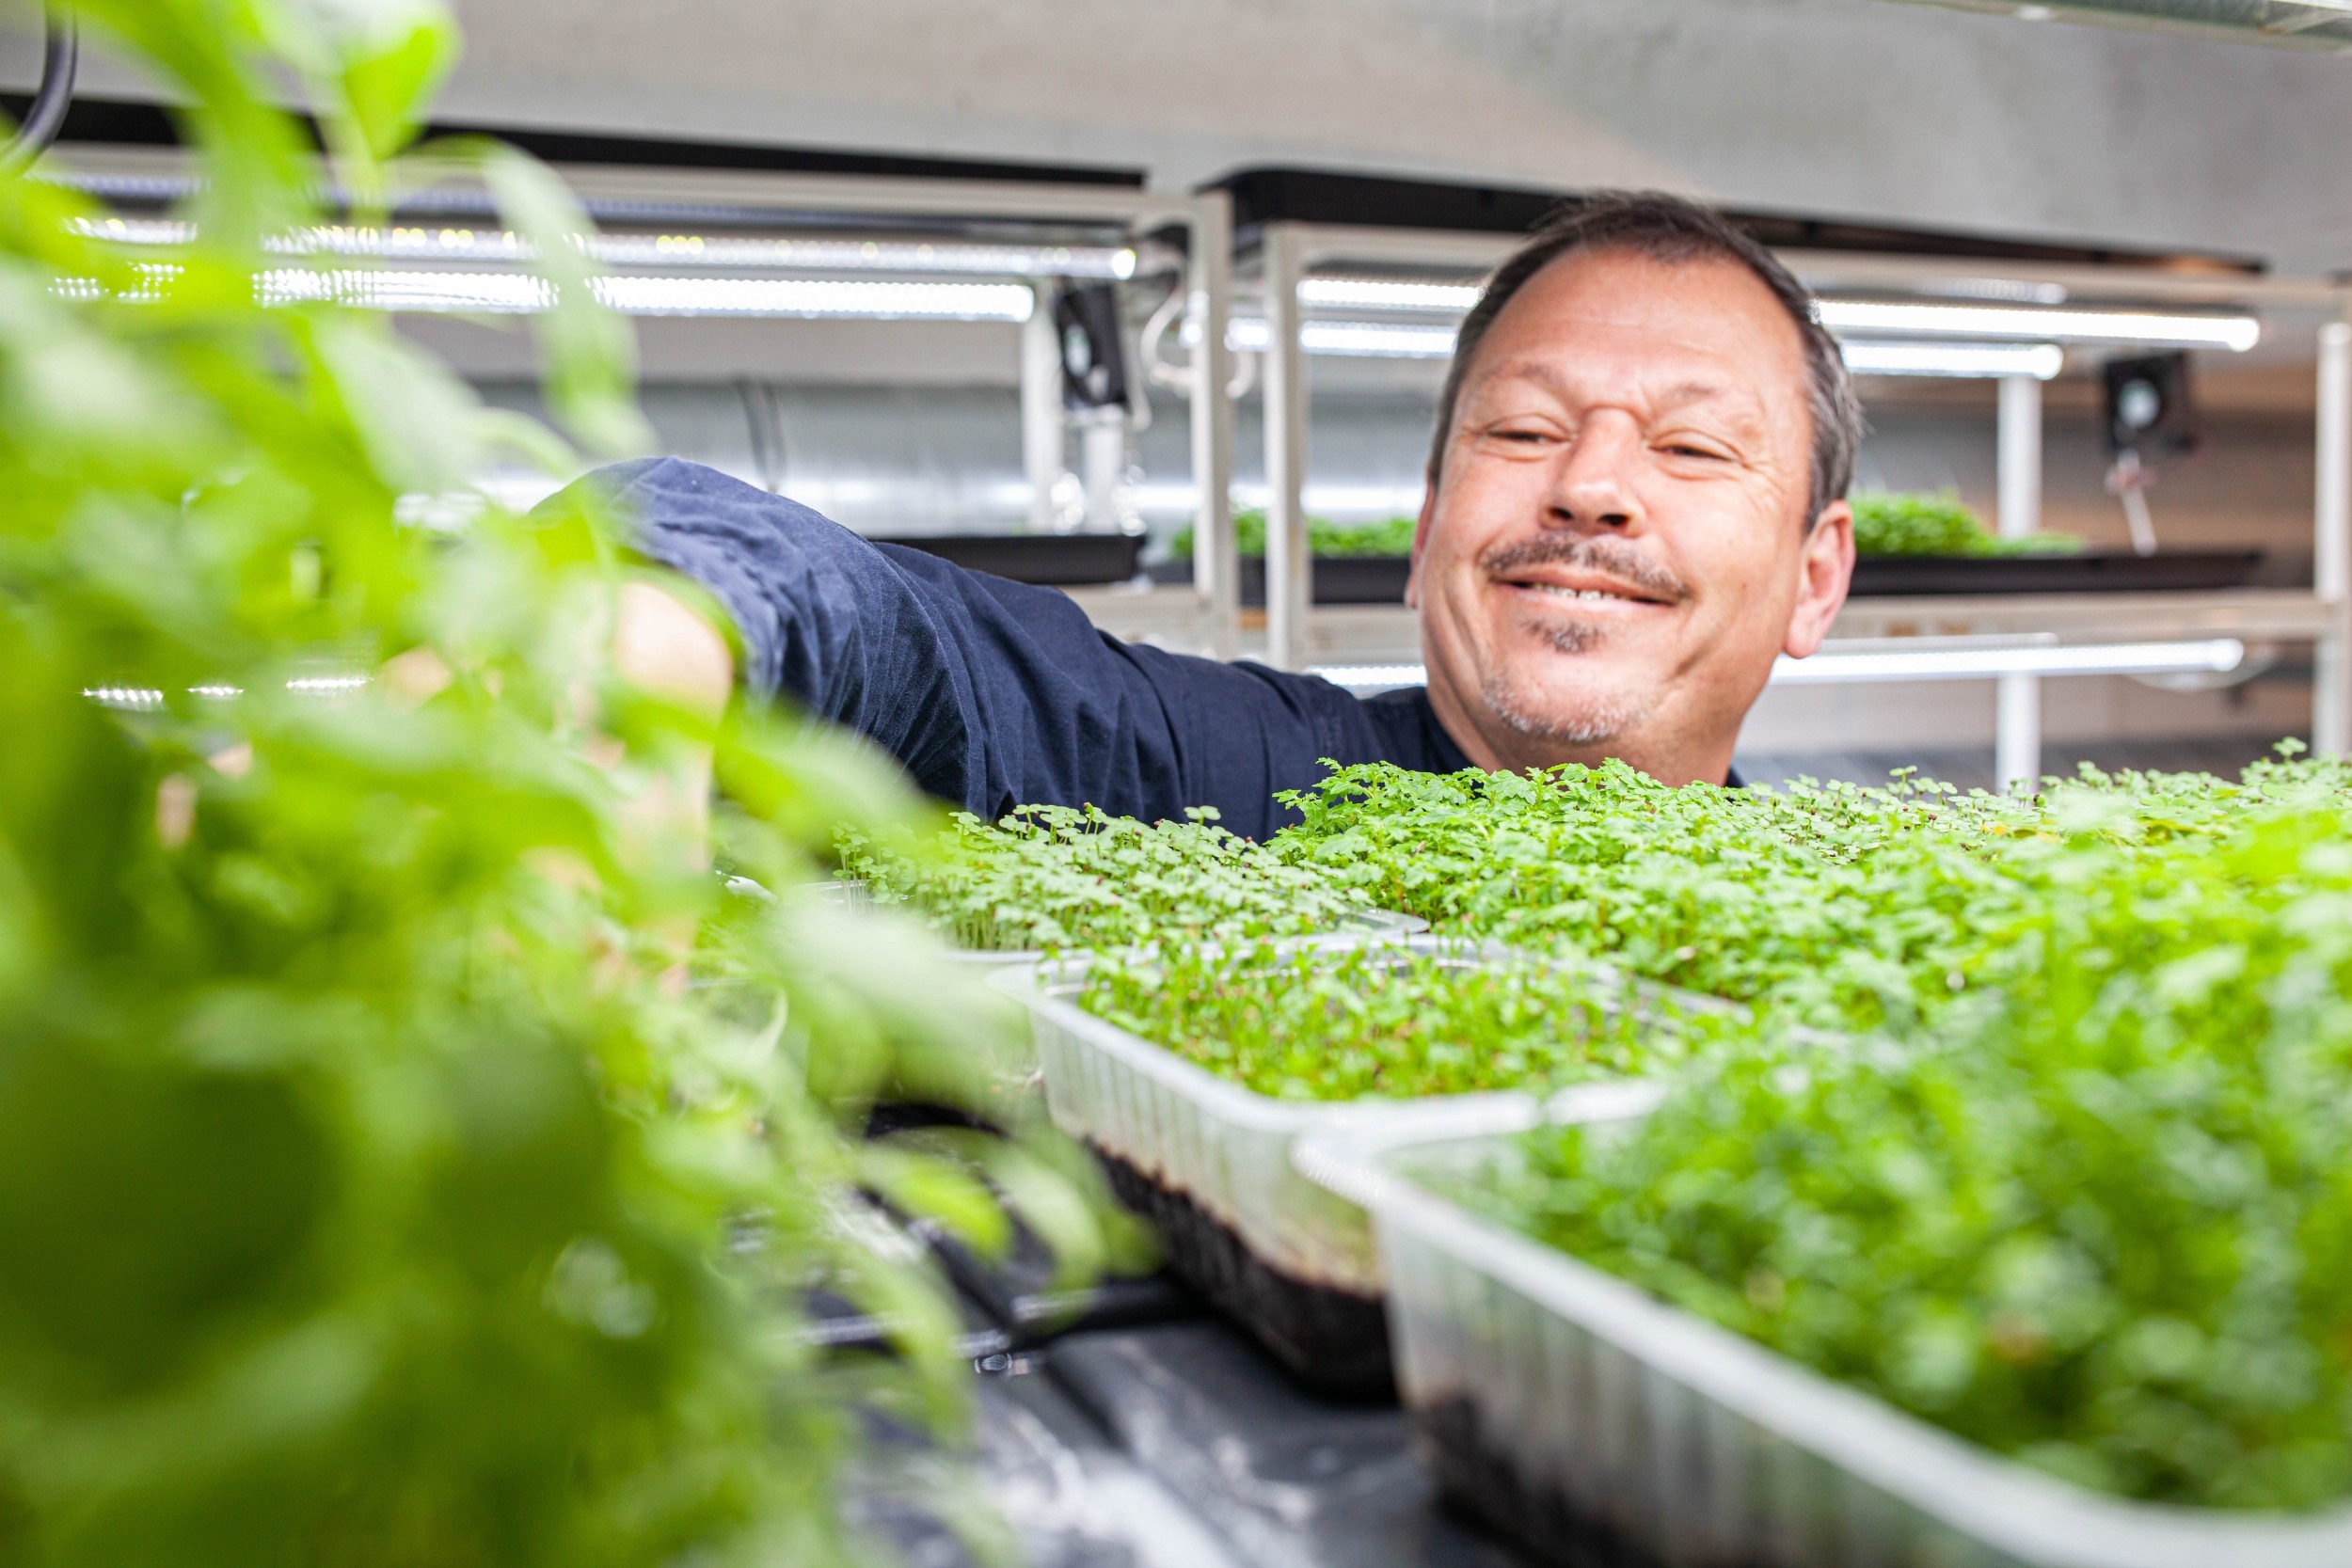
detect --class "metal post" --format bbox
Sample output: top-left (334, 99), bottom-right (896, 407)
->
top-left (1262, 223), bottom-right (1311, 673)
top-left (1995, 673), bottom-right (2042, 795)
top-left (1185, 193), bottom-right (1239, 658)
top-left (1995, 372), bottom-right (2043, 790)
top-left (1996, 373), bottom-right (2042, 542)
top-left (2315, 319), bottom-right (2352, 756)
top-left (1021, 283), bottom-right (1063, 534)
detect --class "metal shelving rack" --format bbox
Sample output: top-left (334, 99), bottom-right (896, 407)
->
top-left (46, 146), bottom-right (1247, 658)
top-left (1238, 218), bottom-right (2352, 771)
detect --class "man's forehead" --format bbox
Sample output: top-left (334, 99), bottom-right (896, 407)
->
top-left (1466, 250), bottom-right (1807, 417)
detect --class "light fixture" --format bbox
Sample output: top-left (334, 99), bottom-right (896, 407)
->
top-left (1227, 317), bottom-right (1458, 357)
top-left (1814, 299), bottom-right (2260, 352)
top-left (82, 685), bottom-right (166, 710)
top-left (70, 216), bottom-right (1139, 279)
top-left (84, 674), bottom-right (376, 709)
top-left (1297, 277), bottom-right (1482, 312)
top-left (254, 269), bottom-right (1037, 321)
top-left (594, 277), bottom-right (1034, 320)
top-left (1839, 341), bottom-right (2064, 379)
top-left (1771, 638), bottom-right (2246, 684)
top-left (1308, 663), bottom-right (1426, 692)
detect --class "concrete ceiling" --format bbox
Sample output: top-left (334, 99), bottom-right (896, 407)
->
top-left (8, 0), bottom-right (2349, 272)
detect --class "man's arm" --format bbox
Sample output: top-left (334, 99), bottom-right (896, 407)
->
top-left (576, 457), bottom-right (1407, 838)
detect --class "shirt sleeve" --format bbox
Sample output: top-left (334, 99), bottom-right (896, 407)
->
top-left (574, 457), bottom-right (1427, 838)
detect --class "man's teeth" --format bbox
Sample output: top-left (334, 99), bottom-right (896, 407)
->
top-left (1531, 583), bottom-right (1633, 602)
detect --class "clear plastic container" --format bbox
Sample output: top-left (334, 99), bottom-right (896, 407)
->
top-left (992, 941), bottom-right (1716, 1391)
top-left (1295, 1089), bottom-right (2352, 1568)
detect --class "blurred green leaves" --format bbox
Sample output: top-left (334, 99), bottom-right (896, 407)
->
top-left (0, 3), bottom-right (1041, 1564)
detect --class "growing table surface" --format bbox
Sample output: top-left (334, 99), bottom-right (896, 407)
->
top-left (832, 1231), bottom-right (1531, 1568)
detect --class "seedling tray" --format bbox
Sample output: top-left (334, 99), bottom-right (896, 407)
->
top-left (1849, 548), bottom-right (2262, 596)
top-left (993, 939), bottom-right (1712, 1397)
top-left (1297, 1091), bottom-right (2352, 1568)
top-left (1148, 555), bottom-right (1413, 606)
top-left (871, 531), bottom-right (1147, 587)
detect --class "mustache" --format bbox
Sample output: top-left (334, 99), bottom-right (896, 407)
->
top-left (1477, 533), bottom-right (1689, 604)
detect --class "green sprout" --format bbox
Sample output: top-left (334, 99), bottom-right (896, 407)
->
top-left (1076, 942), bottom-right (1710, 1101)
top-left (840, 803), bottom-right (1375, 952)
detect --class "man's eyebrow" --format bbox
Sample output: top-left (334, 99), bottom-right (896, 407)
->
top-left (1472, 362), bottom-right (1770, 431)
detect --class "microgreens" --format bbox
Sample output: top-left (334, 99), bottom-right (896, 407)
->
top-left (1437, 771), bottom-right (2352, 1512)
top-left (840, 803), bottom-right (1374, 952)
top-left (1075, 942), bottom-right (1710, 1101)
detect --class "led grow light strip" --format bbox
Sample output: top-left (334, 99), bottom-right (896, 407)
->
top-left (69, 216), bottom-right (1137, 278)
top-left (1771, 638), bottom-right (2246, 683)
top-left (591, 276), bottom-right (1034, 320)
top-left (1814, 299), bottom-right (2260, 351)
top-left (251, 269), bottom-right (1037, 320)
top-left (1312, 640), bottom-right (2247, 694)
top-left (1227, 317), bottom-right (1459, 357)
top-left (83, 673), bottom-right (374, 710)
top-left (1242, 320), bottom-right (2071, 374)
top-left (1840, 341), bottom-right (2063, 379)
top-left (1310, 664), bottom-right (1427, 692)
top-left (1298, 277), bottom-right (1483, 312)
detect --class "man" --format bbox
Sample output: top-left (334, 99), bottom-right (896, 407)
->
top-left (586, 191), bottom-right (1863, 839)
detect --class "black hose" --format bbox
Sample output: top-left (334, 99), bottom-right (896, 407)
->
top-left (1, 6), bottom-right (78, 176)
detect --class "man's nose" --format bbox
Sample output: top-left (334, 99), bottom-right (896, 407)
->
top-left (1545, 412), bottom-right (1643, 531)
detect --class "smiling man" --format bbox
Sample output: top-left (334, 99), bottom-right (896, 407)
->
top-left (1410, 203), bottom-right (1860, 788)
top-left (582, 192), bottom-right (1863, 837)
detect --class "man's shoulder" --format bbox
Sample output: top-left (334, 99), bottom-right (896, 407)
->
top-left (1117, 650), bottom-right (1468, 775)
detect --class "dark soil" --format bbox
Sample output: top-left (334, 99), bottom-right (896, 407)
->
top-left (1420, 1395), bottom-right (1767, 1568)
top-left (1091, 1143), bottom-right (1395, 1400)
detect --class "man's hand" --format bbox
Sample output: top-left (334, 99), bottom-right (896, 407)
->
top-left (612, 580), bottom-right (733, 721)
top-left (610, 581), bottom-right (736, 886)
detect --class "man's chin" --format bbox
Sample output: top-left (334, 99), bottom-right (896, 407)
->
top-left (1477, 663), bottom-right (1654, 750)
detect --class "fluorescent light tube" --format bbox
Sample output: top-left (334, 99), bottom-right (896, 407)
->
top-left (591, 277), bottom-right (1034, 320)
top-left (1816, 299), bottom-right (2260, 351)
top-left (72, 217), bottom-right (1137, 279)
top-left (1298, 277), bottom-right (1482, 312)
top-left (1309, 663), bottom-right (1426, 692)
top-left (1840, 341), bottom-right (2063, 379)
top-left (1228, 317), bottom-right (1458, 357)
top-left (256, 269), bottom-right (1036, 321)
top-left (1772, 638), bottom-right (2246, 684)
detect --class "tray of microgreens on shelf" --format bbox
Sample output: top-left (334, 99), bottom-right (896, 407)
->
top-left (834, 803), bottom-right (1424, 967)
top-left (1297, 751), bottom-right (2352, 1568)
top-left (993, 934), bottom-right (1740, 1394)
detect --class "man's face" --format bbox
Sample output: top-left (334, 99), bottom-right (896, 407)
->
top-left (1408, 246), bottom-right (1853, 785)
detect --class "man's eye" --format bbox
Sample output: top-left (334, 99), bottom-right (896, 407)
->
top-left (1661, 441), bottom-right (1728, 461)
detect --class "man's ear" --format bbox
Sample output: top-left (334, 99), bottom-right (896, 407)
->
top-left (1783, 499), bottom-right (1855, 660)
top-left (1404, 477), bottom-right (1439, 610)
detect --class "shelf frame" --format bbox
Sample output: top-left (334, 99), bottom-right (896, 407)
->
top-left (1236, 217), bottom-right (2352, 765)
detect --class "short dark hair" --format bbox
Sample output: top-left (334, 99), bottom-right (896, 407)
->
top-left (1427, 190), bottom-right (1863, 527)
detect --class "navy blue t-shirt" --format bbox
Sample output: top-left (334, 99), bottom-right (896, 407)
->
top-left (578, 457), bottom-right (1473, 840)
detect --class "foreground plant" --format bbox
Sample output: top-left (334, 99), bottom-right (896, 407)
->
top-left (1444, 792), bottom-right (2352, 1512)
top-left (840, 803), bottom-right (1375, 952)
top-left (0, 4), bottom-right (1101, 1562)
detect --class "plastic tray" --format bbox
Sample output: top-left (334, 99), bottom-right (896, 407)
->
top-left (1296, 1091), bottom-right (2352, 1568)
top-left (993, 940), bottom-right (1720, 1394)
top-left (1848, 548), bottom-right (2263, 597)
